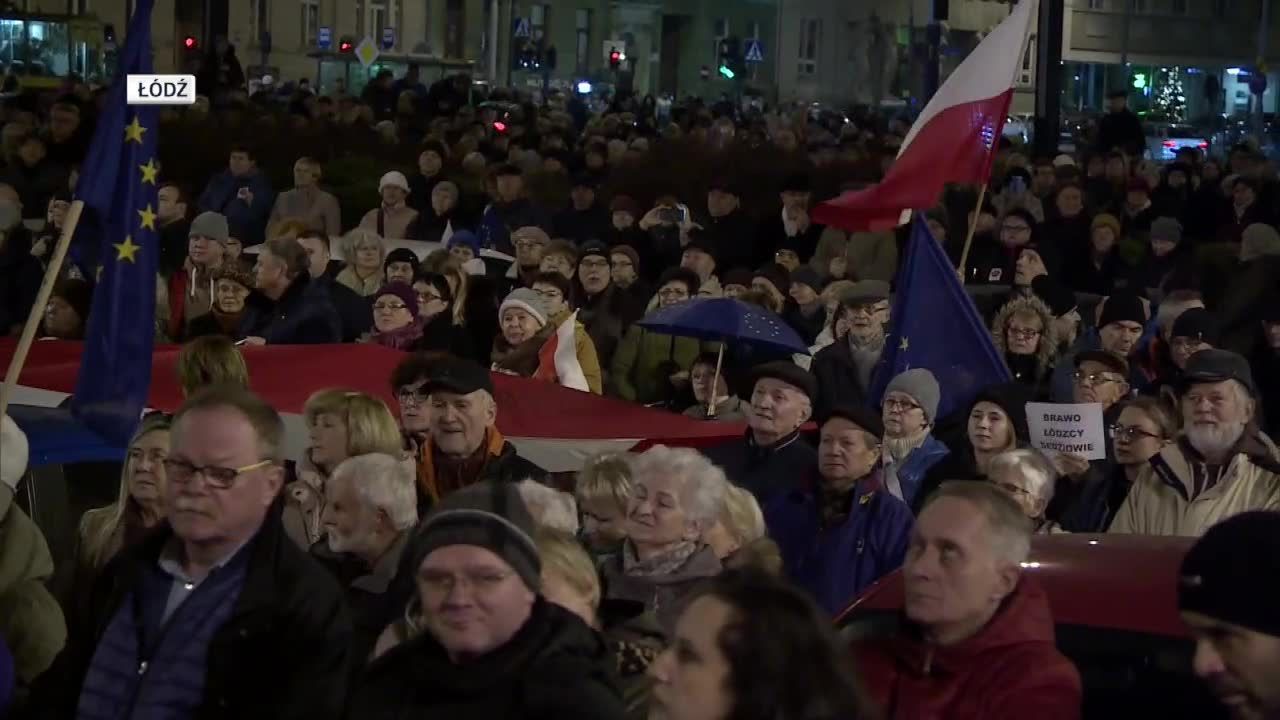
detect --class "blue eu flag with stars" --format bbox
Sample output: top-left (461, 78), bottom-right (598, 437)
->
top-left (70, 0), bottom-right (159, 446)
top-left (868, 216), bottom-right (1010, 420)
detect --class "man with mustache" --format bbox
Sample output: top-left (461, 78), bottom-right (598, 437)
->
top-left (1110, 349), bottom-right (1280, 536)
top-left (1180, 511), bottom-right (1280, 720)
top-left (33, 387), bottom-right (353, 718)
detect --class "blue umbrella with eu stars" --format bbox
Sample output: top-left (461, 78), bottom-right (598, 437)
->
top-left (637, 297), bottom-right (808, 417)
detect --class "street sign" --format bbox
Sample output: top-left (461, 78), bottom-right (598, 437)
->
top-left (381, 27), bottom-right (395, 50)
top-left (317, 26), bottom-right (331, 50)
top-left (355, 37), bottom-right (380, 68)
top-left (744, 38), bottom-right (764, 63)
top-left (513, 17), bottom-right (531, 38)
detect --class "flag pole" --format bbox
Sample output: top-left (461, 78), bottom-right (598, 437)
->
top-left (955, 183), bottom-right (988, 287)
top-left (707, 343), bottom-right (725, 418)
top-left (0, 199), bottom-right (86, 417)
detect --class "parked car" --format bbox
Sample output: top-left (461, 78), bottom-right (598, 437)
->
top-left (838, 534), bottom-right (1227, 720)
top-left (1145, 123), bottom-right (1211, 162)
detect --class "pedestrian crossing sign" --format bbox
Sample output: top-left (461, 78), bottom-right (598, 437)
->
top-left (744, 39), bottom-right (764, 63)
top-left (513, 17), bottom-right (531, 38)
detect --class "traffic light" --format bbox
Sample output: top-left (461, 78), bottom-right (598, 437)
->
top-left (183, 35), bottom-right (198, 50)
top-left (718, 36), bottom-right (740, 79)
top-left (338, 36), bottom-right (354, 53)
top-left (608, 47), bottom-right (622, 70)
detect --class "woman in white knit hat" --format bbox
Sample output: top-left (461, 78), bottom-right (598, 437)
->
top-left (358, 170), bottom-right (418, 241)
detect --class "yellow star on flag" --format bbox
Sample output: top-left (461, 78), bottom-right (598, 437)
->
top-left (124, 116), bottom-right (146, 143)
top-left (137, 204), bottom-right (157, 230)
top-left (114, 235), bottom-right (141, 263)
top-left (138, 158), bottom-right (159, 185)
top-left (899, 336), bottom-right (910, 351)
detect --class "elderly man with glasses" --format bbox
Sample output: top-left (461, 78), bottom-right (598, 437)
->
top-left (811, 280), bottom-right (892, 421)
top-left (1110, 350), bottom-right (1280, 536)
top-left (32, 386), bottom-right (353, 719)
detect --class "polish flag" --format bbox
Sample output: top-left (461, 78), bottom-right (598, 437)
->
top-left (535, 310), bottom-right (590, 392)
top-left (812, 0), bottom-right (1037, 232)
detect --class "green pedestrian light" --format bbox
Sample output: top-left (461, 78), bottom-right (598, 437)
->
top-left (1132, 73), bottom-right (1147, 89)
top-left (719, 65), bottom-right (735, 79)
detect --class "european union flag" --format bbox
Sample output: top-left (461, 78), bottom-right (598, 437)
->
top-left (869, 216), bottom-right (1010, 419)
top-left (70, 0), bottom-right (158, 446)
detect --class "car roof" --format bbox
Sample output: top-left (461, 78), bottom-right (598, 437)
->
top-left (838, 533), bottom-right (1195, 638)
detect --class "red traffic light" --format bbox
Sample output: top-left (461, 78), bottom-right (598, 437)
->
top-left (183, 36), bottom-right (197, 49)
top-left (493, 121), bottom-right (507, 133)
top-left (339, 40), bottom-right (353, 52)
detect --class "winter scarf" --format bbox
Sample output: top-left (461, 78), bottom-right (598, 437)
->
top-left (622, 539), bottom-right (701, 578)
top-left (370, 318), bottom-right (426, 350)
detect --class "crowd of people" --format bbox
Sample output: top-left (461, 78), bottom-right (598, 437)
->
top-left (0, 71), bottom-right (1278, 719)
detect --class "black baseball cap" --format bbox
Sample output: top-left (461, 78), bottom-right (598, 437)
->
top-left (424, 356), bottom-right (495, 396)
top-left (1179, 348), bottom-right (1256, 396)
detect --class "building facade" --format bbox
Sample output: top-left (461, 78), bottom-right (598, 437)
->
top-left (502, 0), bottom-right (778, 98)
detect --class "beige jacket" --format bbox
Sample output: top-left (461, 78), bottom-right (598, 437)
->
top-left (1109, 437), bottom-right (1280, 537)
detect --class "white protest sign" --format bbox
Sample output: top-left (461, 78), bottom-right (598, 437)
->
top-left (1025, 402), bottom-right (1107, 461)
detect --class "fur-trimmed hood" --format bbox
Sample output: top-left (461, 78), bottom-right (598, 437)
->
top-left (991, 294), bottom-right (1060, 374)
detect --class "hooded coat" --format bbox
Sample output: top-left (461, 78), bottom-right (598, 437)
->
top-left (856, 577), bottom-right (1082, 720)
top-left (347, 598), bottom-right (624, 720)
top-left (0, 499), bottom-right (67, 685)
top-left (990, 295), bottom-right (1060, 399)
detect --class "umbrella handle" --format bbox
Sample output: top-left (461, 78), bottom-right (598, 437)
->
top-left (707, 345), bottom-right (725, 418)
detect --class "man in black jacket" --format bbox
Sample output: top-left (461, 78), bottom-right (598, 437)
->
top-left (703, 361), bottom-right (818, 504)
top-left (1096, 90), bottom-right (1146, 158)
top-left (29, 386), bottom-right (352, 720)
top-left (348, 481), bottom-right (623, 720)
top-left (810, 281), bottom-right (891, 421)
top-left (295, 227), bottom-right (372, 342)
top-left (239, 236), bottom-right (342, 345)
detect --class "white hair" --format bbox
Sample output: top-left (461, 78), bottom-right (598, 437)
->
top-left (988, 449), bottom-right (1057, 506)
top-left (630, 445), bottom-right (728, 525)
top-left (1182, 379), bottom-right (1255, 458)
top-left (332, 453), bottom-right (418, 531)
top-left (517, 479), bottom-right (579, 534)
top-left (926, 482), bottom-right (1033, 566)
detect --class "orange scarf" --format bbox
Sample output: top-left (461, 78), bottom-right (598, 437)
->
top-left (416, 426), bottom-right (507, 505)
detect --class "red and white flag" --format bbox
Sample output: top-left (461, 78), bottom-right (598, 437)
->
top-left (535, 310), bottom-right (590, 392)
top-left (812, 0), bottom-right (1037, 232)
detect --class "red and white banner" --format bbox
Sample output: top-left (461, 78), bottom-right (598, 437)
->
top-left (0, 339), bottom-right (743, 472)
top-left (812, 0), bottom-right (1037, 232)
top-left (535, 310), bottom-right (590, 392)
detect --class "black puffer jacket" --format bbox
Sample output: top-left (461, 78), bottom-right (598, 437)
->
top-left (346, 598), bottom-right (625, 720)
top-left (237, 273), bottom-right (343, 344)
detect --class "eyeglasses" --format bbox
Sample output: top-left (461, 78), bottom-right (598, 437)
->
top-left (532, 289), bottom-right (563, 301)
top-left (418, 569), bottom-right (515, 595)
top-left (1072, 371), bottom-right (1122, 387)
top-left (397, 386), bottom-right (430, 405)
top-left (416, 291), bottom-right (444, 304)
top-left (373, 301), bottom-right (409, 312)
top-left (994, 481), bottom-right (1035, 499)
top-left (163, 458), bottom-right (273, 489)
top-left (847, 303), bottom-right (889, 317)
top-left (580, 259), bottom-right (610, 270)
top-left (884, 398), bottom-right (921, 413)
top-left (1110, 424), bottom-right (1163, 441)
top-left (1007, 326), bottom-right (1043, 340)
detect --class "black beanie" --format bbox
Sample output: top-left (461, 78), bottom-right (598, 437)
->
top-left (415, 482), bottom-right (542, 591)
top-left (1179, 511), bottom-right (1280, 637)
top-left (1098, 291), bottom-right (1148, 329)
top-left (970, 382), bottom-right (1034, 444)
top-left (384, 247), bottom-right (420, 272)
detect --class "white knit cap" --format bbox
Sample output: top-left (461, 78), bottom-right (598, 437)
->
top-left (379, 170), bottom-right (410, 193)
top-left (1, 414), bottom-right (29, 493)
top-left (499, 287), bottom-right (548, 327)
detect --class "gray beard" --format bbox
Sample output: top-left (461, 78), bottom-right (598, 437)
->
top-left (849, 331), bottom-right (886, 352)
top-left (1187, 422), bottom-right (1247, 460)
top-left (884, 430), bottom-right (930, 463)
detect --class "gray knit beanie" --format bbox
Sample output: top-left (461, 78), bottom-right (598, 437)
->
top-left (499, 287), bottom-right (549, 327)
top-left (189, 211), bottom-right (230, 244)
top-left (884, 368), bottom-right (941, 423)
top-left (416, 481), bottom-right (542, 591)
top-left (1149, 216), bottom-right (1183, 245)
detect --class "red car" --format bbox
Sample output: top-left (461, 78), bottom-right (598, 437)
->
top-left (837, 533), bottom-right (1228, 719)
